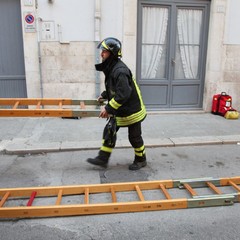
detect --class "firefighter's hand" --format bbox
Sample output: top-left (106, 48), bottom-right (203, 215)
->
top-left (97, 96), bottom-right (104, 102)
top-left (99, 107), bottom-right (109, 118)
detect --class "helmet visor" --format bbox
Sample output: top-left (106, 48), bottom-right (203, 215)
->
top-left (97, 40), bottom-right (109, 51)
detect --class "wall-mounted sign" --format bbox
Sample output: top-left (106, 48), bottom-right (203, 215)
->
top-left (24, 12), bottom-right (36, 32)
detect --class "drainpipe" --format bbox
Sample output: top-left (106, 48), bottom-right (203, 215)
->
top-left (35, 1), bottom-right (44, 98)
top-left (94, 0), bottom-right (101, 98)
top-left (37, 28), bottom-right (44, 98)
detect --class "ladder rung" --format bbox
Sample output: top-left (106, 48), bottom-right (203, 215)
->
top-left (135, 185), bottom-right (145, 201)
top-left (59, 101), bottom-right (63, 109)
top-left (55, 189), bottom-right (63, 205)
top-left (111, 186), bottom-right (117, 203)
top-left (229, 180), bottom-right (240, 192)
top-left (159, 184), bottom-right (171, 199)
top-left (84, 188), bottom-right (89, 204)
top-left (206, 182), bottom-right (222, 194)
top-left (184, 183), bottom-right (198, 196)
top-left (80, 101), bottom-right (86, 109)
top-left (13, 101), bottom-right (19, 109)
top-left (0, 192), bottom-right (10, 207)
top-left (36, 101), bottom-right (41, 109)
top-left (27, 191), bottom-right (37, 206)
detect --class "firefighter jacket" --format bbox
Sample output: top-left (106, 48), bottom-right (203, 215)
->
top-left (95, 55), bottom-right (146, 127)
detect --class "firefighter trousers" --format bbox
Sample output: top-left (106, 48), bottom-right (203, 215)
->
top-left (100, 121), bottom-right (146, 160)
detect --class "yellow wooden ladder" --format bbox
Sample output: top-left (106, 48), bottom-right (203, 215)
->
top-left (0, 98), bottom-right (105, 117)
top-left (0, 176), bottom-right (239, 219)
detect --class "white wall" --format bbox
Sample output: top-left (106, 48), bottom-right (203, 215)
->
top-left (225, 0), bottom-right (240, 44)
top-left (21, 0), bottom-right (41, 98)
top-left (21, 0), bottom-right (126, 99)
top-left (204, 0), bottom-right (240, 111)
top-left (37, 0), bottom-right (95, 41)
top-left (37, 0), bottom-right (123, 42)
top-left (20, 0), bottom-right (240, 110)
top-left (100, 0), bottom-right (123, 41)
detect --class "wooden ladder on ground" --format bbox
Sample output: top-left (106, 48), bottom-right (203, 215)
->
top-left (0, 176), bottom-right (240, 219)
top-left (0, 98), bottom-right (105, 117)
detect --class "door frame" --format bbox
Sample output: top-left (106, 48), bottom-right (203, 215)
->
top-left (0, 0), bottom-right (27, 98)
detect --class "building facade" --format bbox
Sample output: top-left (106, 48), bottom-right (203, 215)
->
top-left (0, 0), bottom-right (239, 111)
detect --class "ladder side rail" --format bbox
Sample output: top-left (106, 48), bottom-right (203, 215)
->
top-left (176, 178), bottom-right (221, 188)
top-left (0, 180), bottom-right (174, 198)
top-left (0, 109), bottom-right (103, 118)
top-left (0, 98), bottom-right (71, 106)
top-left (72, 99), bottom-right (106, 106)
top-left (187, 195), bottom-right (235, 208)
top-left (0, 198), bottom-right (188, 218)
top-left (0, 99), bottom-right (105, 107)
top-left (0, 109), bottom-right (74, 117)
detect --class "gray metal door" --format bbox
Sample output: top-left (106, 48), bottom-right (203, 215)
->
top-left (137, 0), bottom-right (210, 110)
top-left (0, 0), bottom-right (27, 98)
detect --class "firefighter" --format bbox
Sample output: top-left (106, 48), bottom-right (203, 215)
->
top-left (86, 37), bottom-right (147, 170)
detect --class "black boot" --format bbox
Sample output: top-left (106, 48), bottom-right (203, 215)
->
top-left (87, 151), bottom-right (110, 168)
top-left (129, 154), bottom-right (147, 171)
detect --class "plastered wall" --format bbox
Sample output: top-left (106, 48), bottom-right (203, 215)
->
top-left (21, 0), bottom-right (240, 111)
top-left (204, 0), bottom-right (240, 111)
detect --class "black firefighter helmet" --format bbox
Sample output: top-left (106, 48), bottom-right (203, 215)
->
top-left (97, 37), bottom-right (122, 58)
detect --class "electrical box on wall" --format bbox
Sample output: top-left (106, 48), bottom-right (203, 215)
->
top-left (41, 21), bottom-right (55, 40)
top-left (24, 0), bottom-right (33, 6)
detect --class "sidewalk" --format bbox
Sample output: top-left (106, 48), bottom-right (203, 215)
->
top-left (0, 112), bottom-right (240, 154)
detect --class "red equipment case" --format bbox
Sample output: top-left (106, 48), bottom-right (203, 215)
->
top-left (211, 92), bottom-right (233, 116)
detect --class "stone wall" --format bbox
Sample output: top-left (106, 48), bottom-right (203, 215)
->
top-left (40, 42), bottom-right (104, 99)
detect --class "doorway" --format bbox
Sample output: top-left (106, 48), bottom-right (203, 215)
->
top-left (137, 0), bottom-right (210, 110)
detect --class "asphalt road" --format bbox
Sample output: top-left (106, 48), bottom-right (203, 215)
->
top-left (0, 144), bottom-right (240, 240)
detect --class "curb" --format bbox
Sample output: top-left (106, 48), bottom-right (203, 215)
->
top-left (1, 135), bottom-right (240, 155)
